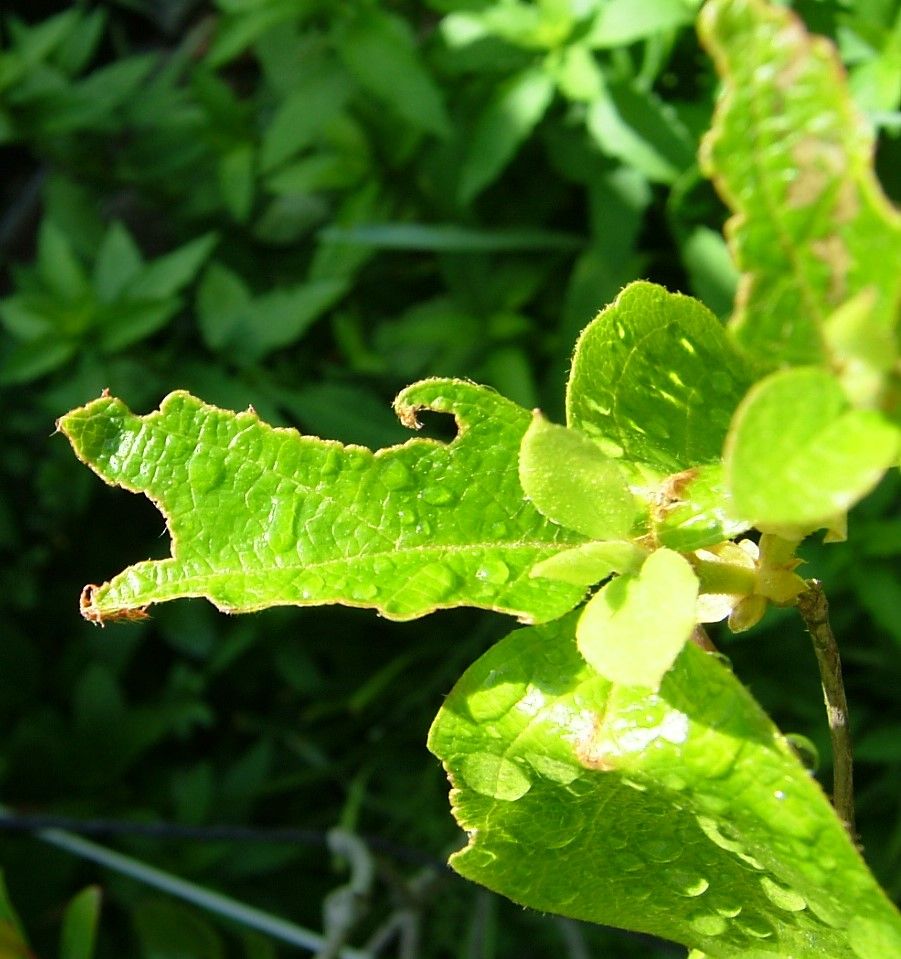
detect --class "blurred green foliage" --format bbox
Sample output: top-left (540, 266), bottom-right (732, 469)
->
top-left (0, 0), bottom-right (898, 956)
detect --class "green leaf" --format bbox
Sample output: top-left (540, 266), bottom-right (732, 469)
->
top-left (133, 900), bottom-right (225, 959)
top-left (319, 222), bottom-right (582, 252)
top-left (576, 547), bottom-right (698, 688)
top-left (0, 871), bottom-right (29, 955)
top-left (653, 463), bottom-right (751, 552)
top-left (428, 614), bottom-right (901, 957)
top-left (724, 367), bottom-right (900, 529)
top-left (126, 233), bottom-right (217, 300)
top-left (566, 281), bottom-right (755, 474)
top-left (93, 222), bottom-right (144, 303)
top-left (218, 145), bottom-right (255, 222)
top-left (586, 82), bottom-right (695, 184)
top-left (60, 886), bottom-right (102, 959)
top-left (699, 0), bottom-right (901, 366)
top-left (518, 412), bottom-right (638, 540)
top-left (37, 218), bottom-right (89, 300)
top-left (58, 380), bottom-right (586, 624)
top-left (586, 0), bottom-right (695, 48)
top-left (335, 8), bottom-right (450, 138)
top-left (259, 65), bottom-right (353, 171)
top-left (530, 540), bottom-right (645, 586)
top-left (458, 67), bottom-right (555, 204)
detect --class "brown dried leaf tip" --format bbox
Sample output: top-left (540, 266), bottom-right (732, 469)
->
top-left (80, 584), bottom-right (149, 626)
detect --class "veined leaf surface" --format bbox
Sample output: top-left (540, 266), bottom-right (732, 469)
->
top-left (58, 380), bottom-right (586, 624)
top-left (429, 615), bottom-right (901, 958)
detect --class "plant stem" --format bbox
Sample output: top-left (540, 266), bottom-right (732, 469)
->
top-left (797, 581), bottom-right (855, 837)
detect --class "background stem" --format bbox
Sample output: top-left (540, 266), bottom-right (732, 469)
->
top-left (797, 581), bottom-right (856, 837)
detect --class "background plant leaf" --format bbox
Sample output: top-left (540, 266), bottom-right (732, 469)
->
top-left (58, 380), bottom-right (586, 624)
top-left (429, 614), bottom-right (901, 958)
top-left (699, 0), bottom-right (901, 368)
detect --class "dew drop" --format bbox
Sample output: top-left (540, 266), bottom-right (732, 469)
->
top-left (759, 876), bottom-right (807, 912)
top-left (645, 839), bottom-right (682, 863)
top-left (299, 573), bottom-right (325, 599)
top-left (320, 448), bottom-right (342, 476)
top-left (397, 508), bottom-right (418, 526)
top-left (689, 913), bottom-right (727, 937)
top-left (266, 499), bottom-right (299, 553)
top-left (419, 562), bottom-right (459, 601)
top-left (674, 873), bottom-right (709, 897)
top-left (351, 581), bottom-right (379, 601)
top-left (381, 458), bottom-right (413, 491)
top-left (475, 559), bottom-right (510, 585)
top-left (736, 915), bottom-right (774, 939)
top-left (421, 485), bottom-right (456, 506)
top-left (187, 451), bottom-right (227, 493)
top-left (458, 752), bottom-right (532, 801)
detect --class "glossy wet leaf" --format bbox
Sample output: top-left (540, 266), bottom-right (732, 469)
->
top-left (58, 380), bottom-right (586, 624)
top-left (576, 547), bottom-right (698, 688)
top-left (518, 413), bottom-right (638, 541)
top-left (700, 0), bottom-right (901, 367)
top-left (725, 367), bottom-right (900, 528)
top-left (566, 281), bottom-right (755, 474)
top-left (429, 615), bottom-right (901, 958)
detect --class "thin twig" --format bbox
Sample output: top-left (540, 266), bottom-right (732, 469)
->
top-left (797, 580), bottom-right (855, 837)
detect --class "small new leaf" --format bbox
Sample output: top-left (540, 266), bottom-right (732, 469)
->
top-left (519, 412), bottom-right (638, 540)
top-left (576, 547), bottom-right (698, 689)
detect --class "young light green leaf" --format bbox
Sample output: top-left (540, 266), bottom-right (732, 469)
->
top-left (566, 281), bottom-right (756, 474)
top-left (458, 67), bottom-right (555, 204)
top-left (576, 547), bottom-right (698, 688)
top-left (60, 886), bottom-right (102, 959)
top-left (699, 0), bottom-right (901, 367)
top-left (530, 540), bottom-right (646, 587)
top-left (519, 413), bottom-right (638, 540)
top-left (58, 380), bottom-right (586, 625)
top-left (429, 615), bottom-right (901, 957)
top-left (93, 222), bottom-right (143, 303)
top-left (335, 8), bottom-right (450, 138)
top-left (724, 367), bottom-right (900, 529)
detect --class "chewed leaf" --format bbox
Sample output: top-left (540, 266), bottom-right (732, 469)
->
top-left (519, 413), bottom-right (638, 540)
top-left (566, 282), bottom-right (755, 474)
top-left (429, 615), bottom-right (901, 958)
top-left (699, 0), bottom-right (901, 367)
top-left (576, 547), bottom-right (698, 689)
top-left (724, 367), bottom-right (899, 529)
top-left (58, 380), bottom-right (587, 624)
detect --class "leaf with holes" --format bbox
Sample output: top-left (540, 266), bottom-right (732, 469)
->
top-left (429, 614), bottom-right (901, 959)
top-left (57, 380), bottom-right (587, 625)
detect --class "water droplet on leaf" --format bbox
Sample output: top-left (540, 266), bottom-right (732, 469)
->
top-left (187, 451), bottom-right (227, 493)
top-left (689, 913), bottom-right (727, 937)
top-left (381, 459), bottom-right (413, 491)
top-left (476, 559), bottom-right (510, 585)
top-left (421, 486), bottom-right (456, 506)
top-left (419, 562), bottom-right (459, 600)
top-left (759, 876), bottom-right (806, 912)
top-left (458, 752), bottom-right (532, 801)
